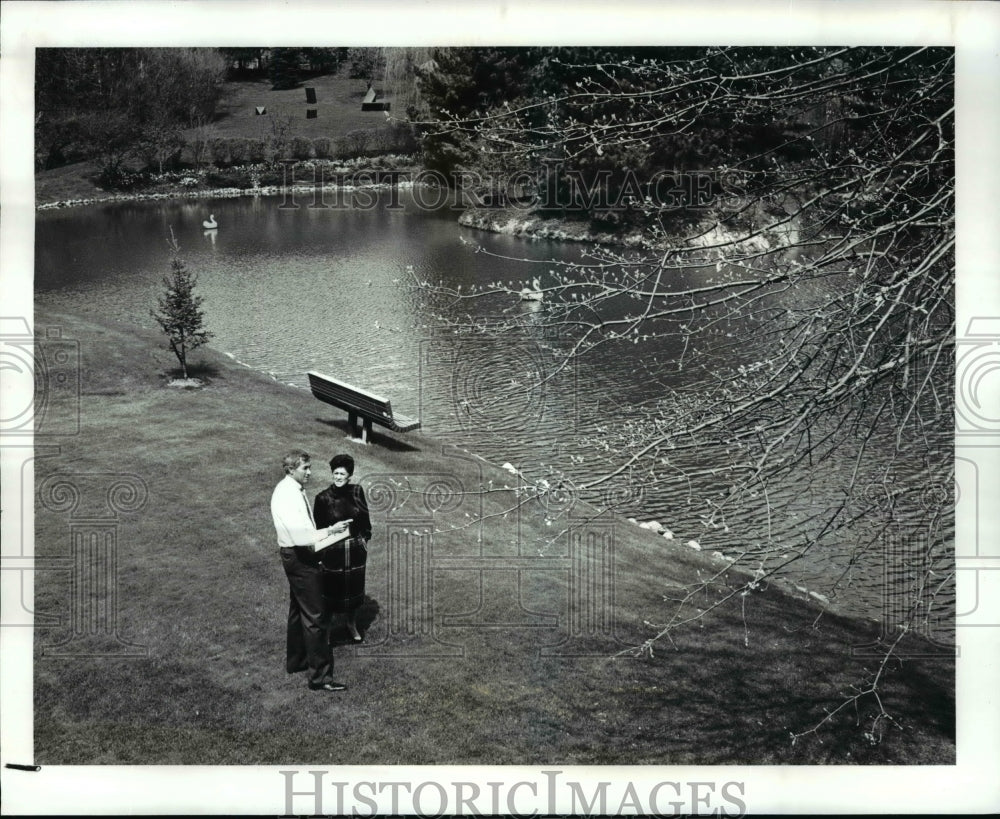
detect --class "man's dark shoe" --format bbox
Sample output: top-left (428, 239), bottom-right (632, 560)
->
top-left (308, 681), bottom-right (347, 692)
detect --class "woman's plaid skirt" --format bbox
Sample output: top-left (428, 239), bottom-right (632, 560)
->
top-left (319, 535), bottom-right (367, 612)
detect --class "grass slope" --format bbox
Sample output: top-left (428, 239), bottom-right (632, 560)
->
top-left (31, 305), bottom-right (955, 765)
top-left (210, 73), bottom-right (393, 140)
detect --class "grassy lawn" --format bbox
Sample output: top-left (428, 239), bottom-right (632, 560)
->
top-left (34, 158), bottom-right (107, 206)
top-left (210, 73), bottom-right (394, 141)
top-left (31, 305), bottom-right (955, 765)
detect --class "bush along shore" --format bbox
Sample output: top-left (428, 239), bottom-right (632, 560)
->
top-left (34, 155), bottom-right (422, 210)
top-left (29, 302), bottom-right (955, 765)
top-left (457, 192), bottom-right (804, 254)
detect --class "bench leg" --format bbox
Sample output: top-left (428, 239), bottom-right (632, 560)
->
top-left (361, 419), bottom-right (372, 444)
top-left (348, 412), bottom-right (358, 438)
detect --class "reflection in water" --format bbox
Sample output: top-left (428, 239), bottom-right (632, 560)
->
top-left (35, 192), bottom-right (952, 629)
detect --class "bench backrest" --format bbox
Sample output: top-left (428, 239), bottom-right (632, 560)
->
top-left (307, 371), bottom-right (394, 421)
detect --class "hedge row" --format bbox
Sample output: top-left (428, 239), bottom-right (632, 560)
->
top-left (201, 156), bottom-right (416, 190)
top-left (178, 124), bottom-right (418, 169)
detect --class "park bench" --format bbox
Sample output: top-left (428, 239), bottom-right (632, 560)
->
top-left (307, 371), bottom-right (420, 443)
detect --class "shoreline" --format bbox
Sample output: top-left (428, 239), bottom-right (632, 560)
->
top-left (458, 201), bottom-right (803, 253)
top-left (35, 162), bottom-right (802, 256)
top-left (34, 156), bottom-right (422, 211)
top-left (35, 180), bottom-right (421, 212)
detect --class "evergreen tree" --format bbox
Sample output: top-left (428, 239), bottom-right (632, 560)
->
top-left (268, 47), bottom-right (302, 90)
top-left (151, 233), bottom-right (213, 380)
top-left (347, 47), bottom-right (385, 82)
top-left (413, 47), bottom-right (538, 177)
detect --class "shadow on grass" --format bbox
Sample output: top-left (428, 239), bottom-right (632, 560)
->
top-left (620, 599), bottom-right (957, 765)
top-left (313, 417), bottom-right (421, 452)
top-left (163, 361), bottom-right (226, 386)
top-left (328, 595), bottom-right (381, 646)
top-left (164, 361), bottom-right (225, 382)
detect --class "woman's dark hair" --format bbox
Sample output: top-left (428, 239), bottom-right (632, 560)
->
top-left (329, 453), bottom-right (355, 476)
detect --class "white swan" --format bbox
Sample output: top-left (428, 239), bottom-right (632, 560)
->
top-left (202, 214), bottom-right (218, 230)
top-left (519, 277), bottom-right (544, 301)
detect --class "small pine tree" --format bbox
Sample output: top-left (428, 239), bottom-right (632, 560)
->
top-left (152, 231), bottom-right (213, 380)
top-left (268, 47), bottom-right (302, 90)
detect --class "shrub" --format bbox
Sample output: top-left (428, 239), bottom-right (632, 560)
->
top-left (97, 167), bottom-right (153, 191)
top-left (368, 129), bottom-right (392, 155)
top-left (290, 136), bottom-right (314, 160)
top-left (189, 128), bottom-right (215, 167)
top-left (205, 168), bottom-right (253, 189)
top-left (340, 129), bottom-right (372, 159)
top-left (388, 122), bottom-right (419, 154)
top-left (264, 115), bottom-right (295, 162)
top-left (256, 165), bottom-right (290, 187)
top-left (247, 138), bottom-right (267, 163)
top-left (228, 138), bottom-right (250, 165)
top-left (334, 126), bottom-right (420, 161)
top-left (313, 136), bottom-right (335, 160)
top-left (209, 138), bottom-right (231, 167)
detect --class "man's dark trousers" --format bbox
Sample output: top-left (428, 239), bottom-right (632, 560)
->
top-left (280, 546), bottom-right (334, 687)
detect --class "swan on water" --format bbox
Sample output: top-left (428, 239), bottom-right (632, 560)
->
top-left (519, 278), bottom-right (544, 301)
top-left (203, 214), bottom-right (218, 230)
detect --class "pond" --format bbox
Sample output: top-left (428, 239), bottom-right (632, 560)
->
top-left (35, 189), bottom-right (953, 634)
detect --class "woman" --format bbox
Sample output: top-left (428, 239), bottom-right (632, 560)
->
top-left (313, 453), bottom-right (372, 642)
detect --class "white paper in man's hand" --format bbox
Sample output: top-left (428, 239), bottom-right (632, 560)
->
top-left (314, 529), bottom-right (350, 552)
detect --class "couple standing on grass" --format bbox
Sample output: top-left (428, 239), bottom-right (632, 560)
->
top-left (270, 449), bottom-right (372, 692)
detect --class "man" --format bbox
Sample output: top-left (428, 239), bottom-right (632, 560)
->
top-left (271, 449), bottom-right (351, 692)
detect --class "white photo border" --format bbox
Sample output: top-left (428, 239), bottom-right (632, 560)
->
top-left (2, 0), bottom-right (998, 814)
